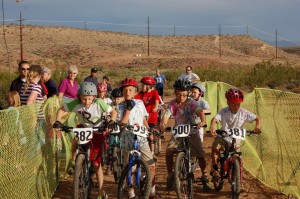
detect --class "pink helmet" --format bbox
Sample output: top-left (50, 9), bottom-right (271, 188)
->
top-left (140, 76), bottom-right (156, 85)
top-left (97, 82), bottom-right (107, 92)
top-left (225, 88), bottom-right (244, 103)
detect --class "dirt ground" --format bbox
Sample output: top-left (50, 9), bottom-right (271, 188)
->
top-left (52, 97), bottom-right (288, 199)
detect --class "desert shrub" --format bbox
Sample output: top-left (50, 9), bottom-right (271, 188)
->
top-left (0, 72), bottom-right (18, 101)
top-left (245, 61), bottom-right (300, 89)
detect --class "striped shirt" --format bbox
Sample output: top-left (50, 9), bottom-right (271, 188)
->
top-left (20, 82), bottom-right (44, 119)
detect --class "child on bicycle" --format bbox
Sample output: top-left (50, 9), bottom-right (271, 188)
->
top-left (209, 88), bottom-right (261, 176)
top-left (160, 79), bottom-right (210, 191)
top-left (118, 77), bottom-right (159, 199)
top-left (55, 82), bottom-right (117, 199)
top-left (106, 87), bottom-right (124, 175)
top-left (135, 76), bottom-right (160, 155)
top-left (190, 82), bottom-right (211, 142)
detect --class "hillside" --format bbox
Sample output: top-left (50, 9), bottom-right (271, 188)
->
top-left (0, 25), bottom-right (300, 72)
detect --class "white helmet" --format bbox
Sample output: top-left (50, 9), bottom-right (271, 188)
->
top-left (79, 82), bottom-right (97, 96)
top-left (191, 82), bottom-right (206, 93)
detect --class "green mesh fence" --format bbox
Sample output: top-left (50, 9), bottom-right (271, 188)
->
top-left (0, 83), bottom-right (299, 198)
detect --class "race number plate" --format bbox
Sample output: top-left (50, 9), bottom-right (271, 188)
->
top-left (172, 124), bottom-right (191, 138)
top-left (224, 128), bottom-right (246, 140)
top-left (110, 125), bottom-right (121, 134)
top-left (132, 125), bottom-right (149, 138)
top-left (73, 128), bottom-right (93, 144)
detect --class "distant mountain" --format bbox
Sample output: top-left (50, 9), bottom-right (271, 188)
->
top-left (265, 40), bottom-right (300, 47)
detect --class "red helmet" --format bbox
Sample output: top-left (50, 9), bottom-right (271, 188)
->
top-left (140, 76), bottom-right (156, 85)
top-left (225, 88), bottom-right (244, 103)
top-left (120, 78), bottom-right (138, 88)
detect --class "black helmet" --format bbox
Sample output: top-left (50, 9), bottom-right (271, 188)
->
top-left (111, 87), bottom-right (123, 98)
top-left (173, 79), bottom-right (192, 91)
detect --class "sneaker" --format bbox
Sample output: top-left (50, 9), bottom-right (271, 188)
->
top-left (166, 173), bottom-right (174, 191)
top-left (67, 161), bottom-right (75, 175)
top-left (201, 175), bottom-right (211, 192)
top-left (97, 191), bottom-right (108, 199)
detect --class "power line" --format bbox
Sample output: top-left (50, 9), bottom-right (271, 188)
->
top-left (1, 0), bottom-right (11, 76)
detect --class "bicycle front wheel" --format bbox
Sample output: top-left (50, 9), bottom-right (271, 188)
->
top-left (117, 158), bottom-right (151, 199)
top-left (74, 154), bottom-right (90, 199)
top-left (174, 152), bottom-right (193, 199)
top-left (113, 146), bottom-right (122, 183)
top-left (231, 158), bottom-right (241, 199)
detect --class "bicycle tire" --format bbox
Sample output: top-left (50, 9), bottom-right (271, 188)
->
top-left (113, 146), bottom-right (122, 183)
top-left (74, 154), bottom-right (90, 199)
top-left (213, 157), bottom-right (224, 192)
top-left (174, 152), bottom-right (193, 199)
top-left (231, 158), bottom-right (241, 199)
top-left (117, 158), bottom-right (151, 199)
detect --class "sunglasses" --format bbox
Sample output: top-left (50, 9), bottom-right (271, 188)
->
top-left (186, 69), bottom-right (191, 71)
top-left (176, 94), bottom-right (188, 97)
top-left (21, 68), bottom-right (29, 71)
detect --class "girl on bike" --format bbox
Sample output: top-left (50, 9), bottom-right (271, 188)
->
top-left (118, 78), bottom-right (159, 199)
top-left (209, 88), bottom-right (261, 177)
top-left (55, 82), bottom-right (117, 199)
top-left (160, 79), bottom-right (210, 191)
top-left (135, 76), bottom-right (160, 155)
top-left (97, 82), bottom-right (113, 106)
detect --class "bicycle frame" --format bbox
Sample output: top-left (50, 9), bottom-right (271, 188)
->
top-left (127, 135), bottom-right (142, 187)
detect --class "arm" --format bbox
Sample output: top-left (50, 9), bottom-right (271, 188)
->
top-left (159, 114), bottom-right (169, 132)
top-left (27, 92), bottom-right (38, 105)
top-left (196, 109), bottom-right (206, 128)
top-left (58, 92), bottom-right (64, 101)
top-left (143, 117), bottom-right (150, 130)
top-left (209, 117), bottom-right (218, 136)
top-left (254, 116), bottom-right (261, 134)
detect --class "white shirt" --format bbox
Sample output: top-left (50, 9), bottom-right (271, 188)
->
top-left (215, 107), bottom-right (257, 130)
top-left (178, 72), bottom-right (199, 82)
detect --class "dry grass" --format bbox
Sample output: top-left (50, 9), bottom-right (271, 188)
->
top-left (1, 25), bottom-right (300, 74)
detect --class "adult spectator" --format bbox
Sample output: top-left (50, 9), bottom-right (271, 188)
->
top-left (154, 69), bottom-right (167, 99)
top-left (102, 76), bottom-right (112, 94)
top-left (58, 65), bottom-right (79, 104)
top-left (178, 66), bottom-right (200, 82)
top-left (43, 66), bottom-right (58, 98)
top-left (10, 60), bottom-right (30, 95)
top-left (84, 66), bottom-right (98, 86)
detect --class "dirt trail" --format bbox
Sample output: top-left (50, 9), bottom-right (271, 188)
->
top-left (53, 97), bottom-right (287, 199)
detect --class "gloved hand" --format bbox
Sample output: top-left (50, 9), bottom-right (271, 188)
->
top-left (107, 120), bottom-right (116, 129)
top-left (57, 137), bottom-right (62, 152)
top-left (125, 100), bottom-right (136, 111)
top-left (53, 120), bottom-right (63, 129)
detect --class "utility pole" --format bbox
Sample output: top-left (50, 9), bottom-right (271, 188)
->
top-left (246, 25), bottom-right (249, 36)
top-left (219, 24), bottom-right (222, 58)
top-left (19, 11), bottom-right (24, 61)
top-left (147, 16), bottom-right (150, 57)
top-left (275, 29), bottom-right (278, 59)
top-left (173, 26), bottom-right (176, 36)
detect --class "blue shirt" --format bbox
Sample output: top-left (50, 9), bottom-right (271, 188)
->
top-left (154, 75), bottom-right (166, 89)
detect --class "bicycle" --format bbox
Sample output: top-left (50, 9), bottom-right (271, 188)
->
top-left (106, 123), bottom-right (124, 183)
top-left (211, 128), bottom-right (254, 199)
top-left (117, 124), bottom-right (152, 199)
top-left (148, 127), bottom-right (164, 156)
top-left (169, 124), bottom-right (207, 199)
top-left (53, 121), bottom-right (106, 199)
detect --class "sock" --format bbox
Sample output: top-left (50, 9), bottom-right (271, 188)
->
top-left (128, 189), bottom-right (135, 198)
top-left (150, 185), bottom-right (156, 196)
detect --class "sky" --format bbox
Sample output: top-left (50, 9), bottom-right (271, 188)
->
top-left (3, 0), bottom-right (300, 43)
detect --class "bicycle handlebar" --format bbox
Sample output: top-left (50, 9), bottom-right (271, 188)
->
top-left (215, 129), bottom-right (254, 137)
top-left (53, 121), bottom-right (106, 134)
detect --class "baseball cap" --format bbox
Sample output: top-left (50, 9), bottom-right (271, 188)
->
top-left (91, 67), bottom-right (98, 72)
